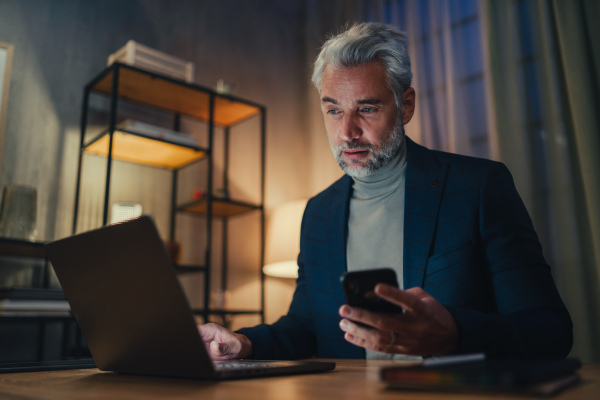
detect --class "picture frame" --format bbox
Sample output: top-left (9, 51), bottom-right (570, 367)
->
top-left (0, 42), bottom-right (14, 165)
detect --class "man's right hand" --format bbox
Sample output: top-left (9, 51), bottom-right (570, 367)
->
top-left (197, 323), bottom-right (253, 360)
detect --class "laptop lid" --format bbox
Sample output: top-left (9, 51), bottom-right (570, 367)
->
top-left (46, 216), bottom-right (216, 379)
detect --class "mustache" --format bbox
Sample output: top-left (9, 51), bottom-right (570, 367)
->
top-left (335, 141), bottom-right (375, 152)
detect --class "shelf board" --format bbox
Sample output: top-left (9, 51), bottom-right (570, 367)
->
top-left (0, 238), bottom-right (46, 258)
top-left (178, 198), bottom-right (261, 218)
top-left (84, 130), bottom-right (207, 169)
top-left (174, 264), bottom-right (206, 274)
top-left (0, 288), bottom-right (65, 301)
top-left (92, 64), bottom-right (262, 126)
top-left (0, 314), bottom-right (74, 321)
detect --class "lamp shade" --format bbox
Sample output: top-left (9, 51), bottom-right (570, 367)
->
top-left (263, 199), bottom-right (307, 278)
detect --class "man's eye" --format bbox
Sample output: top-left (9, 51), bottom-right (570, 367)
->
top-left (361, 107), bottom-right (375, 113)
top-left (328, 109), bottom-right (341, 115)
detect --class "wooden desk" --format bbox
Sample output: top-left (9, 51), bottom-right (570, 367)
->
top-left (0, 360), bottom-right (597, 400)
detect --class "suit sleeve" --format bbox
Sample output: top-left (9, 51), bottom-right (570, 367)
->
top-left (236, 200), bottom-right (318, 360)
top-left (446, 163), bottom-right (573, 358)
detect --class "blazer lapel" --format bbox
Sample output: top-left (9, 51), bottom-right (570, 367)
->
top-left (403, 137), bottom-right (448, 289)
top-left (327, 175), bottom-right (352, 305)
top-left (324, 175), bottom-right (365, 358)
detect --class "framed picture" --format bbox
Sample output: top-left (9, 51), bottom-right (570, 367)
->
top-left (0, 42), bottom-right (14, 163)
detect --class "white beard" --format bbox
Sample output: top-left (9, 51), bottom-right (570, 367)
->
top-left (330, 120), bottom-right (404, 178)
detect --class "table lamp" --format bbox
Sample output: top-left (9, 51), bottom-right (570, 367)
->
top-left (262, 199), bottom-right (307, 279)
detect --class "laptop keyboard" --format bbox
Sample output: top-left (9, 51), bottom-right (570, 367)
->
top-left (215, 362), bottom-right (279, 370)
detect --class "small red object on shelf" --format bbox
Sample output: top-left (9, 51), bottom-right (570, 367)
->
top-left (192, 189), bottom-right (204, 200)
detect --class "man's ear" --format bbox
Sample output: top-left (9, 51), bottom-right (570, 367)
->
top-left (401, 87), bottom-right (416, 125)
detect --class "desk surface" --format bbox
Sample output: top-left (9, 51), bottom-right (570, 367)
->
top-left (0, 359), bottom-right (598, 400)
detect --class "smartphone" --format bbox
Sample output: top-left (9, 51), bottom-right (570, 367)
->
top-left (340, 268), bottom-right (404, 314)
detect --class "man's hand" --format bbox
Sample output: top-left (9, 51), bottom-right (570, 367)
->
top-left (197, 323), bottom-right (253, 360)
top-left (338, 284), bottom-right (458, 356)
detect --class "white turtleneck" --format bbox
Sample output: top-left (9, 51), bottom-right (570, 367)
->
top-left (346, 135), bottom-right (420, 361)
top-left (346, 135), bottom-right (407, 284)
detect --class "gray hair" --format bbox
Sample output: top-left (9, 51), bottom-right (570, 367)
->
top-left (311, 22), bottom-right (412, 108)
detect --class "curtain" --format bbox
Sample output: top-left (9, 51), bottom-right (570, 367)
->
top-left (345, 0), bottom-right (493, 159)
top-left (403, 1), bottom-right (493, 159)
top-left (305, 0), bottom-right (493, 196)
top-left (481, 0), bottom-right (600, 362)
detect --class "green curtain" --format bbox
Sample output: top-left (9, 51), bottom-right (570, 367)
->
top-left (481, 0), bottom-right (600, 362)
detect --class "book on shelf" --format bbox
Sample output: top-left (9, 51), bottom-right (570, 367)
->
top-left (0, 299), bottom-right (70, 314)
top-left (116, 119), bottom-right (199, 147)
top-left (0, 287), bottom-right (70, 316)
top-left (107, 40), bottom-right (195, 83)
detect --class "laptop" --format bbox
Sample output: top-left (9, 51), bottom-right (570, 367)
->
top-left (45, 216), bottom-right (335, 379)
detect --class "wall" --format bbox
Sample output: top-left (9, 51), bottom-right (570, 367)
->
top-left (0, 0), bottom-right (313, 237)
top-left (0, 0), bottom-right (319, 345)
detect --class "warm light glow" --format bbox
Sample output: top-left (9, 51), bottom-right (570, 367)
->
top-left (263, 261), bottom-right (299, 279)
top-left (262, 199), bottom-right (307, 279)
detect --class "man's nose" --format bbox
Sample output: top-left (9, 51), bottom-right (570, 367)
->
top-left (340, 113), bottom-right (362, 142)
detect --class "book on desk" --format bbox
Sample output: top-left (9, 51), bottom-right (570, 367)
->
top-left (381, 357), bottom-right (582, 396)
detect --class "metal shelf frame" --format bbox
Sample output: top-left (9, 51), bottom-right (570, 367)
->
top-left (72, 63), bottom-right (266, 324)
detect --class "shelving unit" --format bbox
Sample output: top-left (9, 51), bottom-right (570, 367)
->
top-left (0, 239), bottom-right (88, 362)
top-left (72, 62), bottom-right (266, 325)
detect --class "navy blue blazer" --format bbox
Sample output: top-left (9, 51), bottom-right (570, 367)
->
top-left (239, 137), bottom-right (572, 359)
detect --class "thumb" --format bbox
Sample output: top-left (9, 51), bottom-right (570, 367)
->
top-left (210, 339), bottom-right (237, 357)
top-left (210, 340), bottom-right (225, 356)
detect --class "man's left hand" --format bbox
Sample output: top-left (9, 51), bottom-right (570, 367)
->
top-left (338, 284), bottom-right (458, 356)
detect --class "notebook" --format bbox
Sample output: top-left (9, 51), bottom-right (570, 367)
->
top-left (45, 216), bottom-right (335, 379)
top-left (381, 357), bottom-right (581, 396)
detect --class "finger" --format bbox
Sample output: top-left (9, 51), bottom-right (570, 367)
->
top-left (340, 316), bottom-right (424, 355)
top-left (197, 323), bottom-right (219, 341)
top-left (340, 318), bottom-right (411, 353)
top-left (340, 319), bottom-right (392, 350)
top-left (339, 318), bottom-right (382, 343)
top-left (210, 340), bottom-right (223, 355)
top-left (374, 284), bottom-right (423, 313)
top-left (209, 339), bottom-right (240, 360)
top-left (339, 304), bottom-right (402, 332)
top-left (339, 298), bottom-right (432, 345)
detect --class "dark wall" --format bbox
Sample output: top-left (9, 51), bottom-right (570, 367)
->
top-left (0, 0), bottom-right (311, 242)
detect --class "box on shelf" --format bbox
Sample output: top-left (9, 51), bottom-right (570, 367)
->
top-left (116, 119), bottom-right (199, 147)
top-left (108, 40), bottom-right (195, 83)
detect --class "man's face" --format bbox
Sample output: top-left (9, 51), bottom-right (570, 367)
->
top-left (320, 62), bottom-right (403, 177)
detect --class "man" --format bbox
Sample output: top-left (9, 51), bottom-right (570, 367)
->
top-left (199, 22), bottom-right (572, 360)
